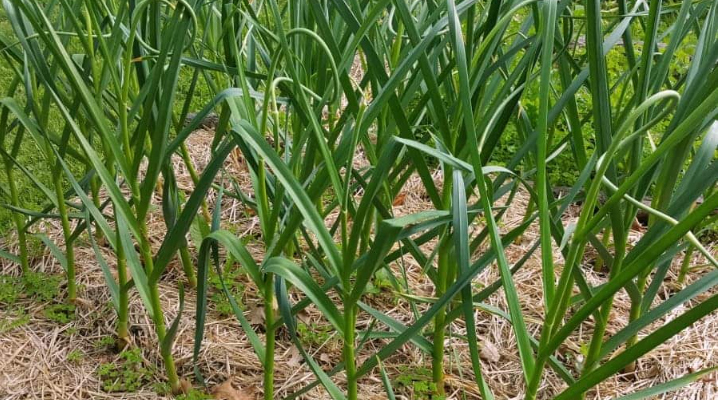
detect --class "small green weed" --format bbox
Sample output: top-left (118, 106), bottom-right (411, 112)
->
top-left (394, 365), bottom-right (446, 400)
top-left (154, 381), bottom-right (212, 399)
top-left (67, 349), bottom-right (83, 363)
top-left (297, 321), bottom-right (333, 347)
top-left (44, 303), bottom-right (76, 324)
top-left (98, 348), bottom-right (154, 392)
top-left (22, 271), bottom-right (60, 302)
top-left (209, 262), bottom-right (245, 316)
top-left (0, 271), bottom-right (61, 306)
top-left (365, 268), bottom-right (393, 295)
top-left (0, 309), bottom-right (30, 333)
top-left (64, 326), bottom-right (79, 336)
top-left (94, 336), bottom-right (117, 350)
top-left (152, 382), bottom-right (171, 395)
top-left (0, 275), bottom-right (20, 304)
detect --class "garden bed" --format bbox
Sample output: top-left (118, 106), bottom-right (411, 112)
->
top-left (1, 129), bottom-right (715, 400)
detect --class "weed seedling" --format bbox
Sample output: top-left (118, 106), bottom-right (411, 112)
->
top-left (395, 365), bottom-right (445, 400)
top-left (209, 263), bottom-right (245, 316)
top-left (0, 309), bottom-right (30, 333)
top-left (98, 348), bottom-right (154, 392)
top-left (22, 271), bottom-right (60, 302)
top-left (67, 349), bottom-right (83, 363)
top-left (297, 322), bottom-right (333, 347)
top-left (44, 303), bottom-right (76, 324)
top-left (0, 275), bottom-right (20, 304)
top-left (94, 336), bottom-right (118, 350)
